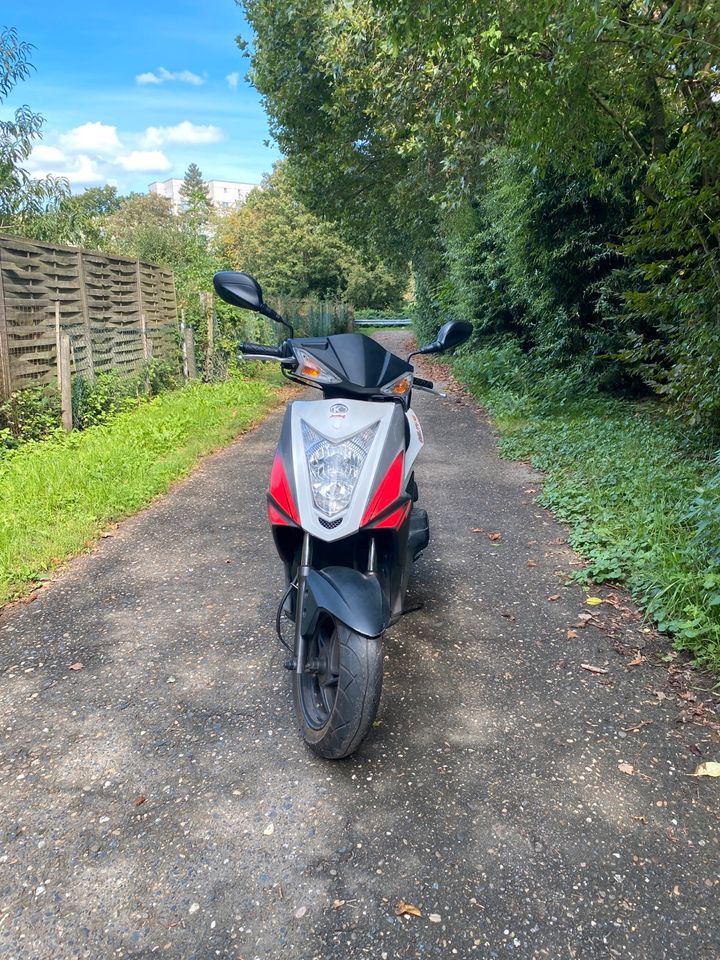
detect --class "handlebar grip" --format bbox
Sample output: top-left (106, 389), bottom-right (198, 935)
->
top-left (413, 376), bottom-right (434, 389)
top-left (239, 342), bottom-right (283, 357)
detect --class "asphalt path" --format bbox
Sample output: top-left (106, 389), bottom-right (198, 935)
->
top-left (1, 331), bottom-right (718, 959)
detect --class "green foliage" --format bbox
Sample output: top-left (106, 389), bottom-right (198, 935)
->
top-left (0, 26), bottom-right (69, 229)
top-left (180, 162), bottom-right (212, 222)
top-left (456, 347), bottom-right (720, 672)
top-left (30, 186), bottom-right (121, 248)
top-left (0, 361), bottom-right (181, 448)
top-left (245, 0), bottom-right (720, 429)
top-left (0, 375), bottom-right (282, 604)
top-left (70, 361), bottom-right (181, 430)
top-left (0, 385), bottom-right (62, 447)
top-left (214, 163), bottom-right (407, 309)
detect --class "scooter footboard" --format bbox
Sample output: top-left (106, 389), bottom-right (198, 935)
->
top-left (301, 567), bottom-right (389, 639)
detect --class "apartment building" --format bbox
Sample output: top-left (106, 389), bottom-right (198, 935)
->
top-left (148, 178), bottom-right (258, 214)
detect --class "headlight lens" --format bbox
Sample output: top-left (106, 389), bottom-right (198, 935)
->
top-left (302, 420), bottom-right (379, 516)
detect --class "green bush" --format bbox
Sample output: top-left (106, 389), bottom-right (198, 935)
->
top-left (0, 385), bottom-right (62, 447)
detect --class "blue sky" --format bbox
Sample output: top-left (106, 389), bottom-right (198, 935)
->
top-left (3, 0), bottom-right (281, 193)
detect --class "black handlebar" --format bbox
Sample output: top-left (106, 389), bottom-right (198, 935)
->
top-left (413, 376), bottom-right (434, 389)
top-left (239, 341), bottom-right (285, 357)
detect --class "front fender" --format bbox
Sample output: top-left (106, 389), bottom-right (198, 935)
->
top-left (301, 567), bottom-right (389, 639)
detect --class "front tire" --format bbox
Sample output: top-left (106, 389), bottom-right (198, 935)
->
top-left (292, 615), bottom-right (383, 759)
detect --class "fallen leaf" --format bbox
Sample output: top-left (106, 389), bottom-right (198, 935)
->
top-left (263, 822), bottom-right (275, 835)
top-left (394, 900), bottom-right (422, 918)
top-left (100, 531), bottom-right (114, 539)
top-left (628, 654), bottom-right (646, 667)
top-left (428, 913), bottom-right (442, 923)
top-left (487, 532), bottom-right (501, 542)
top-left (68, 662), bottom-right (84, 671)
top-left (332, 899), bottom-right (346, 910)
top-left (690, 761), bottom-right (720, 778)
top-left (527, 560), bottom-right (537, 568)
top-left (618, 762), bottom-right (635, 775)
top-left (673, 885), bottom-right (681, 896)
top-left (294, 906), bottom-right (307, 919)
top-left (134, 795), bottom-right (146, 806)
top-left (471, 527), bottom-right (484, 533)
top-left (566, 629), bottom-right (579, 640)
top-left (655, 691), bottom-right (667, 701)
top-left (586, 597), bottom-right (603, 605)
top-left (581, 663), bottom-right (609, 675)
top-left (548, 594), bottom-right (560, 602)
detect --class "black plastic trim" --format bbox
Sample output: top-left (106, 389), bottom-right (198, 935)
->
top-left (301, 567), bottom-right (389, 638)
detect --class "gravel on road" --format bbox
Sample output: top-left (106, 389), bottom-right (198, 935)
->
top-left (1, 331), bottom-right (718, 960)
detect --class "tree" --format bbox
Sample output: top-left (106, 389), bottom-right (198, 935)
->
top-left (31, 186), bottom-right (121, 248)
top-left (180, 162), bottom-right (212, 222)
top-left (0, 26), bottom-right (68, 230)
top-left (214, 163), bottom-right (407, 308)
top-left (244, 0), bottom-right (720, 425)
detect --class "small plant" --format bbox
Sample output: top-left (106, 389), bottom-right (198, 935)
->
top-left (0, 385), bottom-right (62, 447)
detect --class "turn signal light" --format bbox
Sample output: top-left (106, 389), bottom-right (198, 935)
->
top-left (381, 373), bottom-right (413, 397)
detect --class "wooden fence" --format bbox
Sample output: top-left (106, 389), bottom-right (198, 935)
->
top-left (0, 234), bottom-right (179, 399)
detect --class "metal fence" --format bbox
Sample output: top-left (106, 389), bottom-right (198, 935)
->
top-left (0, 234), bottom-right (179, 399)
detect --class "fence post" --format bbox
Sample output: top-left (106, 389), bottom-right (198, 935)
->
top-left (0, 248), bottom-right (12, 400)
top-left (180, 310), bottom-right (188, 381)
top-left (76, 251), bottom-right (95, 381)
top-left (59, 334), bottom-right (73, 431)
top-left (184, 326), bottom-right (197, 380)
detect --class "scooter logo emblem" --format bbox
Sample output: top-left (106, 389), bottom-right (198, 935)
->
top-left (329, 403), bottom-right (348, 418)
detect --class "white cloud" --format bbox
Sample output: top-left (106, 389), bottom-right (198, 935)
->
top-left (226, 72), bottom-right (239, 91)
top-left (114, 150), bottom-right (172, 173)
top-left (59, 122), bottom-right (122, 156)
top-left (136, 67), bottom-right (205, 86)
top-left (136, 71), bottom-right (162, 85)
top-left (27, 145), bottom-right (66, 166)
top-left (142, 121), bottom-right (223, 148)
top-left (27, 149), bottom-right (105, 185)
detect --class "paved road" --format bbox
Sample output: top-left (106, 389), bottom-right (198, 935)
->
top-left (1, 332), bottom-right (718, 960)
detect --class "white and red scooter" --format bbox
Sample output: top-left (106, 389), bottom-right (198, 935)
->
top-left (214, 271), bottom-right (472, 758)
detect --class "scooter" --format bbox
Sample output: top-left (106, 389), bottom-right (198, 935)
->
top-left (213, 271), bottom-right (472, 758)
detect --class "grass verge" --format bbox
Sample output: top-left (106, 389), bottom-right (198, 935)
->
top-left (0, 375), bottom-right (283, 605)
top-left (453, 344), bottom-right (720, 675)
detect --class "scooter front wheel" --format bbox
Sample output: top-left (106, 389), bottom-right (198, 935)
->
top-left (292, 614), bottom-right (383, 760)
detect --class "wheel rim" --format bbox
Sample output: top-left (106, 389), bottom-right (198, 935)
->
top-left (298, 616), bottom-right (340, 730)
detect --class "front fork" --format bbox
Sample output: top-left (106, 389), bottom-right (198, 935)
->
top-left (290, 532), bottom-right (377, 674)
top-left (293, 532), bottom-right (312, 675)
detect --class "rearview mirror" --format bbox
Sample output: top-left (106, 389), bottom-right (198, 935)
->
top-left (213, 271), bottom-right (264, 311)
top-left (212, 271), bottom-right (294, 335)
top-left (412, 320), bottom-right (473, 358)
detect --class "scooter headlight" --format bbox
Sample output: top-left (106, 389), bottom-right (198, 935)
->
top-left (301, 421), bottom-right (379, 517)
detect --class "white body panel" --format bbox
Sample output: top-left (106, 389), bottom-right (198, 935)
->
top-left (404, 407), bottom-right (424, 483)
top-left (290, 399), bottom-right (424, 543)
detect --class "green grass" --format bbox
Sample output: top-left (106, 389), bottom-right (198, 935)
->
top-left (0, 375), bottom-right (283, 605)
top-left (454, 346), bottom-right (720, 674)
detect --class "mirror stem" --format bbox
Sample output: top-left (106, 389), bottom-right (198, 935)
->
top-left (260, 304), bottom-right (294, 337)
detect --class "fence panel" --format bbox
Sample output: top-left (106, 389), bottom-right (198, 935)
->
top-left (0, 234), bottom-right (180, 399)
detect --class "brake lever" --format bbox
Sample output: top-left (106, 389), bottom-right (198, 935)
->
top-left (414, 384), bottom-right (447, 398)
